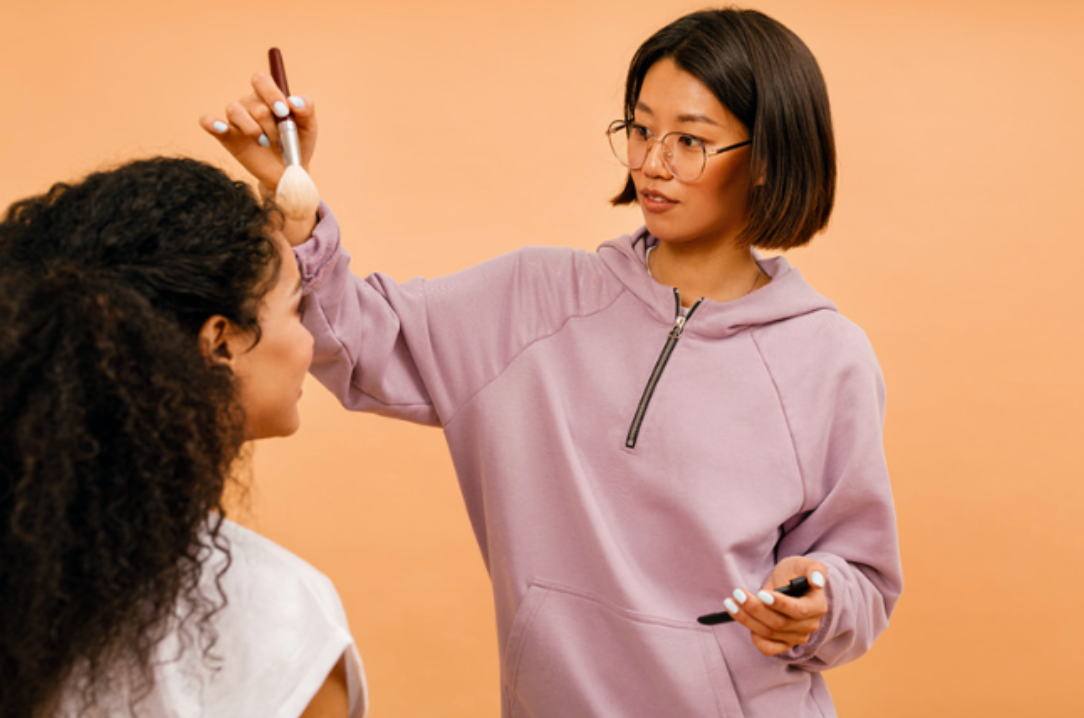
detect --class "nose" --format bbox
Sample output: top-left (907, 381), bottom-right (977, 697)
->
top-left (641, 138), bottom-right (672, 179)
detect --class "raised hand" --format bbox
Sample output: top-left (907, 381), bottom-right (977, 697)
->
top-left (200, 72), bottom-right (317, 195)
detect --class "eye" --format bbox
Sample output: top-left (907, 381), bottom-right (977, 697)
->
top-left (676, 134), bottom-right (705, 151)
top-left (629, 122), bottom-right (651, 139)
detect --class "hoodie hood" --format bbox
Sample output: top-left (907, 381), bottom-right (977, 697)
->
top-left (596, 227), bottom-right (837, 339)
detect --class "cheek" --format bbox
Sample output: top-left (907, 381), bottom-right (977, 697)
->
top-left (690, 169), bottom-right (751, 223)
top-left (710, 159), bottom-right (753, 196)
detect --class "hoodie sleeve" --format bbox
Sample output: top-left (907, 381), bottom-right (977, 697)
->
top-left (293, 205), bottom-right (440, 425)
top-left (292, 205), bottom-right (613, 426)
top-left (754, 310), bottom-right (903, 671)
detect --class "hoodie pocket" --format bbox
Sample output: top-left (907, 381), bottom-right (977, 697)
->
top-left (502, 581), bottom-right (746, 718)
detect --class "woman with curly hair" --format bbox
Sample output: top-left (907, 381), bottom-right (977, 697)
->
top-left (0, 157), bottom-right (367, 718)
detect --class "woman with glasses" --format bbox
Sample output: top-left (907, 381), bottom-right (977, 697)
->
top-left (204, 7), bottom-right (901, 716)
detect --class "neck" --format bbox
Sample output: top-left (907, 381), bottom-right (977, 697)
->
top-left (648, 238), bottom-right (767, 306)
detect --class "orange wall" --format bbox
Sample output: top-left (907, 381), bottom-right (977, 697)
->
top-left (4, 1), bottom-right (1083, 715)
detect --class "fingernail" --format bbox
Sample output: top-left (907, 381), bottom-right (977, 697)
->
top-left (811, 571), bottom-right (826, 588)
top-left (724, 598), bottom-right (740, 614)
top-left (212, 121), bottom-right (228, 133)
top-left (258, 134), bottom-right (270, 148)
top-left (733, 589), bottom-right (748, 604)
top-left (273, 101), bottom-right (289, 117)
top-left (757, 590), bottom-right (776, 606)
top-left (289, 95), bottom-right (305, 109)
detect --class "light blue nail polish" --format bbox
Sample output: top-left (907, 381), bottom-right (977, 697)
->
top-left (289, 96), bottom-right (305, 109)
top-left (212, 121), bottom-right (228, 133)
top-left (258, 134), bottom-right (270, 148)
top-left (724, 598), bottom-right (739, 614)
top-left (733, 589), bottom-right (748, 604)
top-left (811, 571), bottom-right (825, 588)
top-left (273, 101), bottom-right (289, 117)
top-left (757, 590), bottom-right (776, 606)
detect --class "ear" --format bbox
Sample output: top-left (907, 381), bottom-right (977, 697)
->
top-left (198, 315), bottom-right (236, 368)
top-left (751, 156), bottom-right (767, 187)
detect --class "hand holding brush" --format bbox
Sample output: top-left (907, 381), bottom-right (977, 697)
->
top-left (266, 48), bottom-right (320, 219)
top-left (200, 50), bottom-right (320, 223)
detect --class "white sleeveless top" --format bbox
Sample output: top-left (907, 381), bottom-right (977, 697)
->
top-left (59, 519), bottom-right (368, 718)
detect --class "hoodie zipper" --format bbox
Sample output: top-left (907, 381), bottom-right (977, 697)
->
top-left (625, 288), bottom-right (703, 449)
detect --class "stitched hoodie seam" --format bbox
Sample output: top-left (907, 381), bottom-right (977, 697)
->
top-left (748, 330), bottom-right (808, 515)
top-left (749, 327), bottom-right (836, 665)
top-left (442, 287), bottom-right (627, 428)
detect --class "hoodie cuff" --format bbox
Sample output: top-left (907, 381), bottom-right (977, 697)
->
top-left (293, 201), bottom-right (343, 294)
top-left (775, 561), bottom-right (838, 665)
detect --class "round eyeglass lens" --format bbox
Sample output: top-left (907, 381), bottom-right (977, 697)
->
top-left (607, 121), bottom-right (637, 169)
top-left (606, 121), bottom-right (708, 182)
top-left (666, 135), bottom-right (707, 181)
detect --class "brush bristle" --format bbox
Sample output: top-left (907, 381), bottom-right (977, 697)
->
top-left (275, 165), bottom-right (321, 220)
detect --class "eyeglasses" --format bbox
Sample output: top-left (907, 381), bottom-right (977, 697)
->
top-left (606, 120), bottom-right (751, 183)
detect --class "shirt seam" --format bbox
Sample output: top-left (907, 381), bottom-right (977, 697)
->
top-left (748, 329), bottom-right (808, 511)
top-left (750, 329), bottom-right (837, 666)
top-left (442, 286), bottom-right (627, 428)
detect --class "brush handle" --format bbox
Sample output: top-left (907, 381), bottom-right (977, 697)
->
top-left (696, 577), bottom-right (811, 626)
top-left (268, 47), bottom-right (302, 166)
top-left (268, 47), bottom-right (292, 101)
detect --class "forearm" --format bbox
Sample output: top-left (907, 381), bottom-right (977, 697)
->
top-left (294, 206), bottom-right (438, 424)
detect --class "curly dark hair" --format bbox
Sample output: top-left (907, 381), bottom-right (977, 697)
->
top-left (0, 157), bottom-right (280, 716)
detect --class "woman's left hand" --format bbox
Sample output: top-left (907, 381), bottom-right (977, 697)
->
top-left (725, 556), bottom-right (828, 657)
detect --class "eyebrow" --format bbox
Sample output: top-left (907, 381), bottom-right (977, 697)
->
top-left (635, 101), bottom-right (723, 128)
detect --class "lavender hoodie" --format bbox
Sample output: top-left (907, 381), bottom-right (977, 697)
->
top-left (296, 208), bottom-right (902, 718)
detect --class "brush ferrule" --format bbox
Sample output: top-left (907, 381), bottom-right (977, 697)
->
top-left (277, 119), bottom-right (302, 167)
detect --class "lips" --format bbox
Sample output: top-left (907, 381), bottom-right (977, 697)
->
top-left (639, 187), bottom-right (678, 212)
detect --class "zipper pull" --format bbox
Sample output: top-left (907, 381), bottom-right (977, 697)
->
top-left (669, 314), bottom-right (687, 339)
top-left (669, 289), bottom-right (702, 339)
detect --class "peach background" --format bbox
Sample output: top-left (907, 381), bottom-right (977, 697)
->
top-left (4, 0), bottom-right (1083, 715)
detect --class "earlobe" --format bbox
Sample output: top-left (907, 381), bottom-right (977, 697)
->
top-left (198, 315), bottom-right (235, 367)
top-left (752, 162), bottom-right (767, 188)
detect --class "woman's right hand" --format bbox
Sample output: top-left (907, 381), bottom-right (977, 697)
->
top-left (199, 72), bottom-right (318, 196)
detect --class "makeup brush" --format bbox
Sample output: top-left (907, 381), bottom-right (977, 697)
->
top-left (268, 47), bottom-right (320, 219)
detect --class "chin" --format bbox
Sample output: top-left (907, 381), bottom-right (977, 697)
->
top-left (641, 216), bottom-right (667, 239)
top-left (640, 212), bottom-right (682, 240)
top-left (273, 418), bottom-right (302, 439)
top-left (246, 415), bottom-right (301, 441)
top-left (643, 222), bottom-right (685, 244)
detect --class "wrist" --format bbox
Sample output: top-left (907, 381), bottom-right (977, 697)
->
top-left (279, 209), bottom-right (319, 247)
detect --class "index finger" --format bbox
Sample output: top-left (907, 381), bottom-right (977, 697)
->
top-left (756, 583), bottom-right (825, 622)
top-left (251, 72), bottom-right (316, 132)
top-left (726, 588), bottom-right (822, 639)
top-left (251, 72), bottom-right (290, 120)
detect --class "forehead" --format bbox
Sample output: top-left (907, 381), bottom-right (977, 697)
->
top-left (256, 232), bottom-right (299, 301)
top-left (269, 232), bottom-right (297, 275)
top-left (636, 57), bottom-right (736, 128)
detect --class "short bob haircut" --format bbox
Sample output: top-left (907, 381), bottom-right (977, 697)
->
top-left (612, 8), bottom-right (836, 250)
